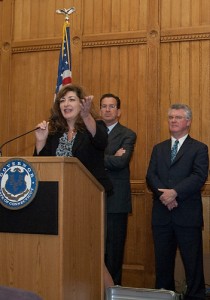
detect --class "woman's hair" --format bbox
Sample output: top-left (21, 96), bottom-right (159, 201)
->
top-left (48, 84), bottom-right (99, 134)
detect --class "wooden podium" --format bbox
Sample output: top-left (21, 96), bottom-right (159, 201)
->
top-left (0, 157), bottom-right (105, 300)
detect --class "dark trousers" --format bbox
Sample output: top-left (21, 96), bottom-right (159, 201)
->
top-left (105, 213), bottom-right (128, 285)
top-left (152, 223), bottom-right (205, 300)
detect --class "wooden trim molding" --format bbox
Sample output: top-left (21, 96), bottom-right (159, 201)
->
top-left (131, 180), bottom-right (210, 197)
top-left (8, 25), bottom-right (210, 54)
top-left (202, 182), bottom-right (210, 196)
top-left (11, 38), bottom-right (61, 54)
top-left (12, 44), bottom-right (60, 53)
top-left (161, 32), bottom-right (210, 42)
top-left (131, 180), bottom-right (145, 195)
top-left (123, 264), bottom-right (145, 271)
top-left (161, 25), bottom-right (210, 43)
top-left (82, 31), bottom-right (147, 48)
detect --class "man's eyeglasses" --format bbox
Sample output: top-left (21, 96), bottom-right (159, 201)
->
top-left (168, 116), bottom-right (186, 120)
top-left (101, 104), bottom-right (117, 110)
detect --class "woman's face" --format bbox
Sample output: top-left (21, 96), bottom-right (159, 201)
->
top-left (59, 91), bottom-right (81, 122)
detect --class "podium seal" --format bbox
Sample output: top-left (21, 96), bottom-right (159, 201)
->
top-left (0, 158), bottom-right (38, 210)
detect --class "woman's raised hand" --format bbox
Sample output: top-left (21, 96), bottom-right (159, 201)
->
top-left (80, 95), bottom-right (94, 119)
top-left (35, 121), bottom-right (49, 142)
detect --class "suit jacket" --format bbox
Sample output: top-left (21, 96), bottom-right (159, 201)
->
top-left (34, 120), bottom-right (113, 193)
top-left (105, 123), bottom-right (137, 213)
top-left (146, 135), bottom-right (209, 227)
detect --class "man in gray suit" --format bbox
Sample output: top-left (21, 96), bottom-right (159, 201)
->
top-left (146, 104), bottom-right (209, 300)
top-left (100, 93), bottom-right (137, 285)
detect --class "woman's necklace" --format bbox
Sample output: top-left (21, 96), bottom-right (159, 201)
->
top-left (67, 128), bottom-right (76, 140)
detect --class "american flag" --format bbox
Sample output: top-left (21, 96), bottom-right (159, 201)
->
top-left (55, 22), bottom-right (72, 95)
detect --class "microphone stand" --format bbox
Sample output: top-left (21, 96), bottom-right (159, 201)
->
top-left (0, 127), bottom-right (40, 157)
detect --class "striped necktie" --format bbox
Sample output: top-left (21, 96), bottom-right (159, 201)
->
top-left (171, 140), bottom-right (179, 162)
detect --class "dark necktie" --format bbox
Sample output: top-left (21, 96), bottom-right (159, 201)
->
top-left (171, 140), bottom-right (179, 162)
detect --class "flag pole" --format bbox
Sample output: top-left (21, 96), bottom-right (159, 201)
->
top-left (54, 7), bottom-right (76, 96)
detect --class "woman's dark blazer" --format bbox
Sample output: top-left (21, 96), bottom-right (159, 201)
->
top-left (34, 120), bottom-right (113, 193)
top-left (146, 135), bottom-right (209, 227)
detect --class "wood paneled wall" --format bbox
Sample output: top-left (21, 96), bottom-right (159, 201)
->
top-left (0, 0), bottom-right (210, 290)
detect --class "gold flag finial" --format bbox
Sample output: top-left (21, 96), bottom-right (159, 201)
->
top-left (56, 7), bottom-right (76, 23)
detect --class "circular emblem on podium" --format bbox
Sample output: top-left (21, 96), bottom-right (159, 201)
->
top-left (0, 158), bottom-right (38, 210)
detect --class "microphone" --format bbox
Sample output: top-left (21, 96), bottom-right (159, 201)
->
top-left (0, 127), bottom-right (40, 157)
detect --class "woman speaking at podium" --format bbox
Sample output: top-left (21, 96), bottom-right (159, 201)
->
top-left (34, 83), bottom-right (114, 289)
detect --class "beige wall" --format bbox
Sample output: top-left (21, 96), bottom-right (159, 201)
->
top-left (0, 0), bottom-right (210, 289)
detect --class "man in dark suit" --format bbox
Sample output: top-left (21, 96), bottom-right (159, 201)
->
top-left (146, 103), bottom-right (209, 300)
top-left (100, 93), bottom-right (137, 285)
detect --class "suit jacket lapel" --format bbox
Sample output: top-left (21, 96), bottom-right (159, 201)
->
top-left (164, 139), bottom-right (172, 167)
top-left (172, 135), bottom-right (192, 164)
top-left (105, 123), bottom-right (121, 153)
top-left (108, 123), bottom-right (121, 139)
top-left (72, 131), bottom-right (83, 154)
